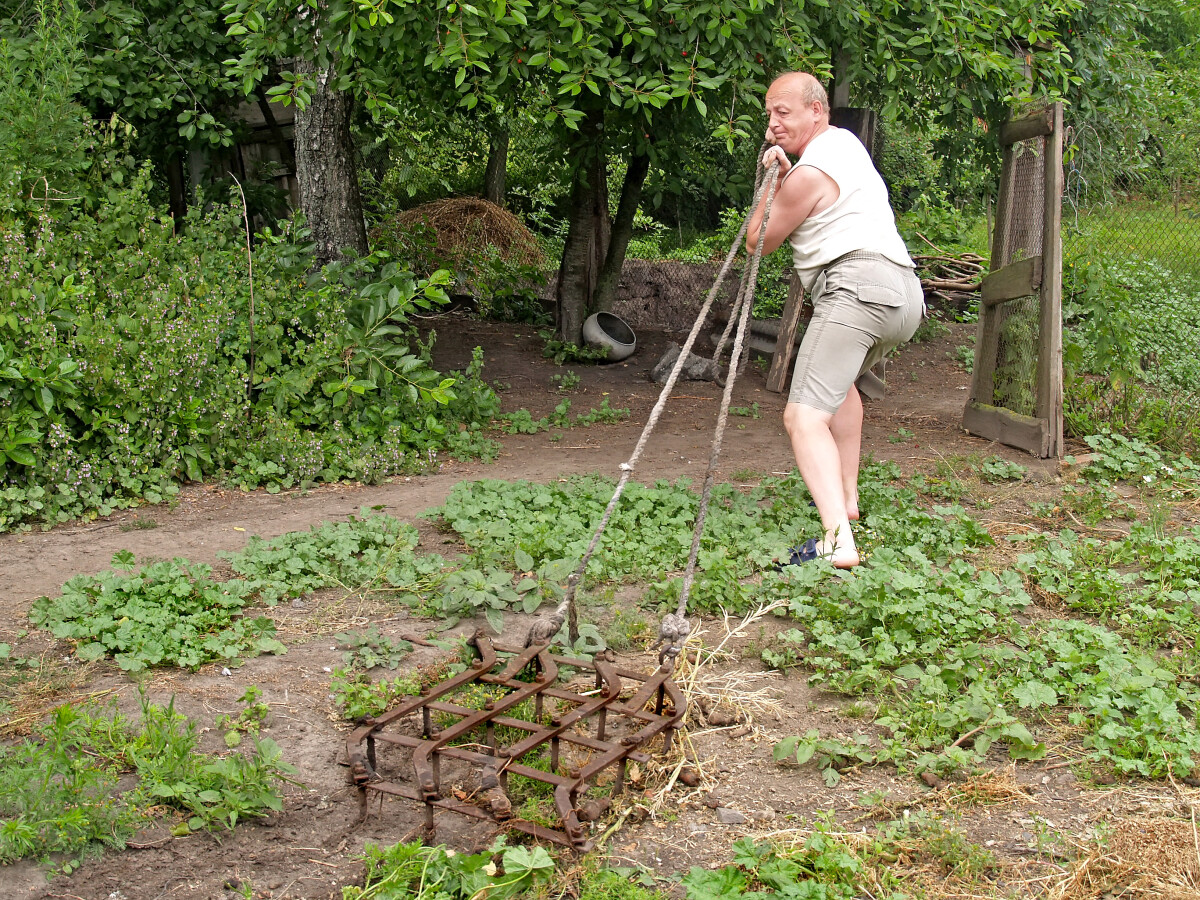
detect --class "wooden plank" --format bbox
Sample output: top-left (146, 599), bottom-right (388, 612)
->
top-left (963, 402), bottom-right (1048, 456)
top-left (765, 272), bottom-right (805, 394)
top-left (981, 255), bottom-right (1043, 307)
top-left (970, 142), bottom-right (1015, 406)
top-left (1035, 102), bottom-right (1065, 457)
top-left (991, 143), bottom-right (1018, 268)
top-left (999, 108), bottom-right (1055, 146)
top-left (964, 148), bottom-right (1012, 408)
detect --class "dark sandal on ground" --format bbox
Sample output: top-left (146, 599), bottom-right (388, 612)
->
top-left (773, 538), bottom-right (829, 571)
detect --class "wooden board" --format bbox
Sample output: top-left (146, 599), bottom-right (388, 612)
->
top-left (981, 256), bottom-right (1043, 307)
top-left (765, 272), bottom-right (805, 394)
top-left (964, 102), bottom-right (1064, 458)
top-left (999, 108), bottom-right (1056, 146)
top-left (963, 402), bottom-right (1048, 457)
top-left (1035, 103), bottom-right (1065, 457)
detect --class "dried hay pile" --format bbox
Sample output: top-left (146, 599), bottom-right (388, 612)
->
top-left (394, 197), bottom-right (545, 268)
top-left (1051, 816), bottom-right (1200, 899)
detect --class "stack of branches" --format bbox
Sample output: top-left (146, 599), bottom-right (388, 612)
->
top-left (914, 250), bottom-right (986, 316)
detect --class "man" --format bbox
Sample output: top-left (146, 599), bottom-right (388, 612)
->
top-left (747, 72), bottom-right (924, 569)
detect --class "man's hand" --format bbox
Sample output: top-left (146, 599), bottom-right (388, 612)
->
top-left (761, 144), bottom-right (791, 176)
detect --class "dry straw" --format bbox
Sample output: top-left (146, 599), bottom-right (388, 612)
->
top-left (1049, 815), bottom-right (1200, 900)
top-left (393, 197), bottom-right (545, 268)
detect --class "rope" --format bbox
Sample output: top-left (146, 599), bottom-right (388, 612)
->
top-left (709, 143), bottom-right (774, 371)
top-left (655, 160), bottom-right (782, 667)
top-left (525, 148), bottom-right (783, 660)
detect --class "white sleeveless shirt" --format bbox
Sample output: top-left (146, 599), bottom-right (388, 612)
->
top-left (785, 126), bottom-right (914, 291)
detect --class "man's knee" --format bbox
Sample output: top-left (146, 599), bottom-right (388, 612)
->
top-left (784, 402), bottom-right (833, 437)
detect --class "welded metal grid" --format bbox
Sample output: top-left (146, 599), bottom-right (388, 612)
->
top-left (346, 632), bottom-right (683, 850)
top-left (990, 137), bottom-right (1046, 414)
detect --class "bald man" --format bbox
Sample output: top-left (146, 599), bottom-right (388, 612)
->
top-left (747, 72), bottom-right (924, 569)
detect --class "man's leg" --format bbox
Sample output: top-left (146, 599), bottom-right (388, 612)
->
top-left (829, 385), bottom-right (863, 521)
top-left (783, 398), bottom-right (860, 568)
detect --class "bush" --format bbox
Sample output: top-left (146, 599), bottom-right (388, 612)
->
top-left (0, 179), bottom-right (502, 529)
top-left (0, 17), bottom-right (501, 530)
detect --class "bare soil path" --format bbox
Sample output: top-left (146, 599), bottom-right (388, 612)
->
top-left (4, 315), bottom-right (1137, 900)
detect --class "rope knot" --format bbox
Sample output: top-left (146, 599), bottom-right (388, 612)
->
top-left (653, 612), bottom-right (691, 665)
top-left (524, 608), bottom-right (565, 648)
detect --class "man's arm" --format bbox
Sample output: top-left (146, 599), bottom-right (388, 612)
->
top-left (746, 153), bottom-right (839, 256)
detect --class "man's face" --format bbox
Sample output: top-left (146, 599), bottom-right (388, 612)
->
top-left (765, 85), bottom-right (824, 156)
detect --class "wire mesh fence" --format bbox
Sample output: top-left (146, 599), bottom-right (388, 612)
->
top-left (1062, 121), bottom-right (1200, 282)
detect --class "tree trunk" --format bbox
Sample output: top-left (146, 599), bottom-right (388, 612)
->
top-left (593, 151), bottom-right (650, 313)
top-left (165, 151), bottom-right (187, 229)
top-left (293, 57), bottom-right (367, 266)
top-left (555, 109), bottom-right (609, 343)
top-left (483, 128), bottom-right (509, 206)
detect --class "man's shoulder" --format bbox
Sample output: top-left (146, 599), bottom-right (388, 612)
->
top-left (818, 126), bottom-right (868, 152)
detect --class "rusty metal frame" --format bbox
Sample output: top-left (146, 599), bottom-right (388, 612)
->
top-left (346, 632), bottom-right (684, 850)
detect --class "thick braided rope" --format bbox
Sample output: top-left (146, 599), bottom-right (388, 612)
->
top-left (526, 156), bottom-right (782, 650)
top-left (710, 141), bottom-right (773, 369)
top-left (656, 163), bottom-right (782, 666)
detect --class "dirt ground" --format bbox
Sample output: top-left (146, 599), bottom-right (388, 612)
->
top-left (0, 312), bottom-right (1189, 900)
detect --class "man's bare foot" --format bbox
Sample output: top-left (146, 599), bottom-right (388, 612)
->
top-left (817, 538), bottom-right (860, 569)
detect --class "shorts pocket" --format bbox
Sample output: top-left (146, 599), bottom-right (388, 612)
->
top-left (856, 265), bottom-right (915, 307)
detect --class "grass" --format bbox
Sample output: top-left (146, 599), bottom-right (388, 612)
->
top-left (0, 694), bottom-right (298, 866)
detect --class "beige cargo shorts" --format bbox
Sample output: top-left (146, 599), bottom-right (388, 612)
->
top-left (788, 251), bottom-right (925, 413)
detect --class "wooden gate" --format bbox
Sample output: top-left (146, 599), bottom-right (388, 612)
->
top-left (963, 103), bottom-right (1065, 457)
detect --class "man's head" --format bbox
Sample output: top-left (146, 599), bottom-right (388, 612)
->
top-left (765, 72), bottom-right (830, 156)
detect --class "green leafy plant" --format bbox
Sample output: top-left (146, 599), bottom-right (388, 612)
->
top-left (760, 629), bottom-right (806, 671)
top-left (681, 834), bottom-right (873, 900)
top-left (551, 370), bottom-right (581, 392)
top-left (30, 552), bottom-right (285, 672)
top-left (773, 730), bottom-right (878, 786)
top-left (335, 627), bottom-right (413, 671)
top-left (977, 455), bottom-right (1026, 483)
top-left (331, 668), bottom-right (420, 721)
top-left (951, 343), bottom-right (975, 373)
top-left (222, 513), bottom-right (421, 605)
top-left (217, 686), bottom-right (271, 748)
top-left (498, 398), bottom-right (629, 434)
top-left (912, 313), bottom-right (952, 343)
top-left (539, 331), bottom-right (610, 366)
top-left (0, 693), bottom-right (299, 864)
top-left (343, 837), bottom-right (554, 900)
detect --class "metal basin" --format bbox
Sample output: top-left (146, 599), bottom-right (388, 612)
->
top-left (582, 312), bottom-right (637, 362)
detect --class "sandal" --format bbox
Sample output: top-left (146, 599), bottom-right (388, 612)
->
top-left (773, 538), bottom-right (830, 570)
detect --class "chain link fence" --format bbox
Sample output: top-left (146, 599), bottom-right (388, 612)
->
top-left (1062, 121), bottom-right (1200, 281)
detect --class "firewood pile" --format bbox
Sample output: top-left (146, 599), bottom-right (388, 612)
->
top-left (914, 251), bottom-right (986, 315)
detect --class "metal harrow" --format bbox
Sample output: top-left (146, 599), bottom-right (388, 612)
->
top-left (346, 631), bottom-right (683, 850)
